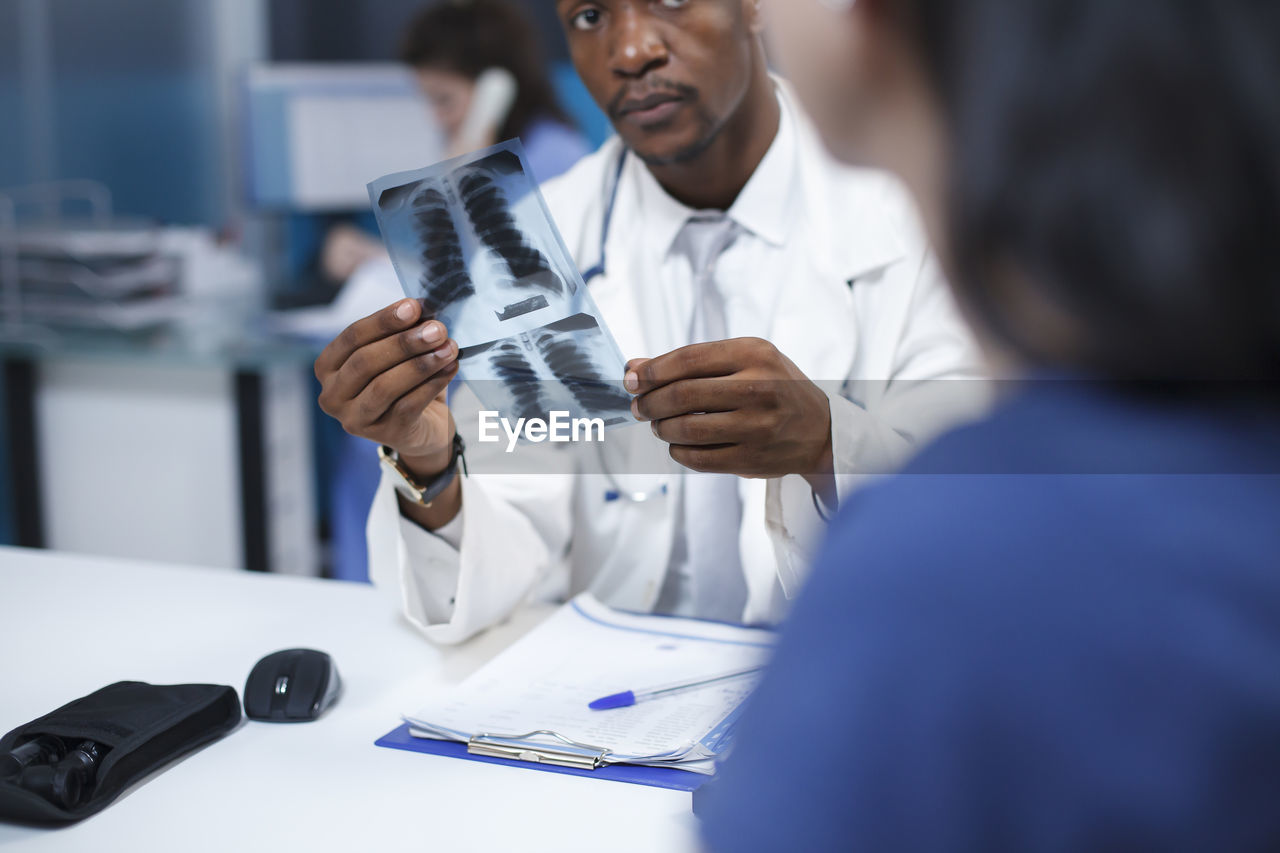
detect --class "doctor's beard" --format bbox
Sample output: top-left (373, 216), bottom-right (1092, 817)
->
top-left (607, 79), bottom-right (728, 167)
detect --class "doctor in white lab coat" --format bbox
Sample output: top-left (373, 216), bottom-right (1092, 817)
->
top-left (316, 0), bottom-right (984, 644)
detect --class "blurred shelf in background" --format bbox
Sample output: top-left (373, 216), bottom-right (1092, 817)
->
top-left (0, 180), bottom-right (321, 576)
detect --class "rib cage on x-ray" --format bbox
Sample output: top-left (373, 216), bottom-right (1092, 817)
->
top-left (474, 325), bottom-right (634, 424)
top-left (459, 170), bottom-right (564, 296)
top-left (412, 187), bottom-right (475, 313)
top-left (489, 342), bottom-right (545, 422)
top-left (536, 334), bottom-right (633, 413)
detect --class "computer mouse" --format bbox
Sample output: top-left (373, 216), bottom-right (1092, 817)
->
top-left (243, 648), bottom-right (342, 722)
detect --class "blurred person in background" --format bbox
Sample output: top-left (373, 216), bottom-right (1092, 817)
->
top-left (323, 0), bottom-right (590, 283)
top-left (403, 0), bottom-right (590, 172)
top-left (699, 0), bottom-right (1280, 850)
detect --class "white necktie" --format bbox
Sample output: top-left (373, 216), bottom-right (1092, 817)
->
top-left (655, 214), bottom-right (749, 624)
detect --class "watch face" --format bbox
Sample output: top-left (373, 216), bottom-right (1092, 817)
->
top-left (396, 486), bottom-right (425, 505)
top-left (392, 476), bottom-right (424, 504)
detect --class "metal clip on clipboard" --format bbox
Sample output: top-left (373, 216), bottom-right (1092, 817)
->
top-left (467, 730), bottom-right (612, 770)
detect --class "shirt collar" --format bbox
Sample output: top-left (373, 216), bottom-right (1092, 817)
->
top-left (628, 85), bottom-right (799, 259)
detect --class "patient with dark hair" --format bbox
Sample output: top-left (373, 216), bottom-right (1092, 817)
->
top-left (701, 1), bottom-right (1280, 850)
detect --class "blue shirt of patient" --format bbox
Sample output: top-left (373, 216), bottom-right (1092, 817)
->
top-left (700, 379), bottom-right (1280, 852)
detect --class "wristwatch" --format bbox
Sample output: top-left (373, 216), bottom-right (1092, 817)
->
top-left (378, 434), bottom-right (466, 508)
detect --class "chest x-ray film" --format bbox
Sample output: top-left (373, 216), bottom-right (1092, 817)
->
top-left (369, 141), bottom-right (635, 429)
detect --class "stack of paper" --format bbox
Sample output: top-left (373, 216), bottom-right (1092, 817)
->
top-left (405, 595), bottom-right (774, 774)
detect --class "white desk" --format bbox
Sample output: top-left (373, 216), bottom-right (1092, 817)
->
top-left (0, 548), bottom-right (699, 852)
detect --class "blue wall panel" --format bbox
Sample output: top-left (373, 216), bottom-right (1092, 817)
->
top-left (52, 74), bottom-right (222, 224)
top-left (0, 1), bottom-right (25, 189)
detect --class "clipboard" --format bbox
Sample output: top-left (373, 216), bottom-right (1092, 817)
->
top-left (374, 724), bottom-right (711, 792)
top-left (378, 595), bottom-right (770, 793)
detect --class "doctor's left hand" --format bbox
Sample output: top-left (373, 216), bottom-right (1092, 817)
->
top-left (625, 338), bottom-right (835, 494)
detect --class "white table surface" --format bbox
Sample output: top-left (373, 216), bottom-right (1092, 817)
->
top-left (0, 547), bottom-right (699, 852)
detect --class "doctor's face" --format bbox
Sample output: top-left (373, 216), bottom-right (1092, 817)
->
top-left (556, 0), bottom-right (762, 166)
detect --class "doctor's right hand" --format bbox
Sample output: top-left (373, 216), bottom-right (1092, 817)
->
top-left (316, 299), bottom-right (459, 479)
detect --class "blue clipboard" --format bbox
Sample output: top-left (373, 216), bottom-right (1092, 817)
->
top-left (375, 723), bottom-right (710, 792)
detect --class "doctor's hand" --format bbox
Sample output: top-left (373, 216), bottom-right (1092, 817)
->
top-left (625, 338), bottom-right (836, 502)
top-left (315, 299), bottom-right (459, 480)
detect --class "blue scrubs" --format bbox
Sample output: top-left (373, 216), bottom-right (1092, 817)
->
top-left (700, 380), bottom-right (1280, 851)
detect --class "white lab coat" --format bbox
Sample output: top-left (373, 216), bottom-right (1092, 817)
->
top-left (368, 83), bottom-right (985, 644)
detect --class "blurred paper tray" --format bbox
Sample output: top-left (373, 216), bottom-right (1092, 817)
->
top-left (19, 255), bottom-right (179, 298)
top-left (13, 295), bottom-right (186, 332)
top-left (15, 222), bottom-right (161, 261)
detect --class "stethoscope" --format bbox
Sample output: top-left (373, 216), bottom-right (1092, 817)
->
top-left (581, 149), bottom-right (673, 504)
top-left (579, 147), bottom-right (629, 286)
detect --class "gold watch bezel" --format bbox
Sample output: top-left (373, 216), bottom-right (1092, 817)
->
top-left (377, 445), bottom-right (431, 507)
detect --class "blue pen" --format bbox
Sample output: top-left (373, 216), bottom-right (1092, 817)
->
top-left (588, 666), bottom-right (764, 711)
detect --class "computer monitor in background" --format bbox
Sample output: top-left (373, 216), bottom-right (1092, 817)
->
top-left (244, 63), bottom-right (445, 212)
